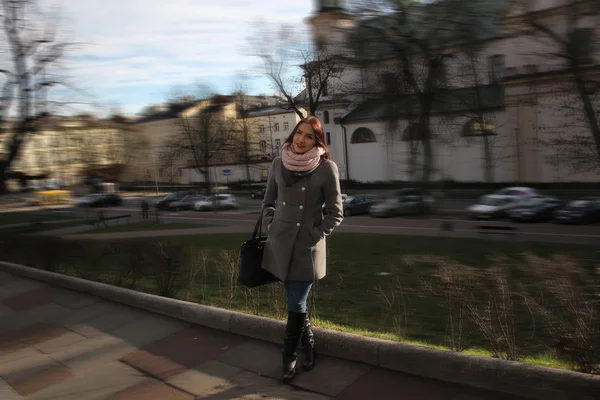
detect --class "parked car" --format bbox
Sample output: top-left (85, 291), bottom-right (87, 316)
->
top-left (493, 186), bottom-right (540, 199)
top-left (506, 196), bottom-right (563, 222)
top-left (395, 188), bottom-right (435, 207)
top-left (153, 191), bottom-right (189, 210)
top-left (168, 195), bottom-right (207, 211)
top-left (250, 187), bottom-right (266, 199)
top-left (343, 194), bottom-right (381, 217)
top-left (194, 194), bottom-right (237, 211)
top-left (554, 198), bottom-right (600, 224)
top-left (75, 193), bottom-right (123, 208)
top-left (466, 194), bottom-right (523, 219)
top-left (370, 195), bottom-right (430, 218)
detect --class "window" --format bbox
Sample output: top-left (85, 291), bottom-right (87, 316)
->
top-left (159, 168), bottom-right (164, 178)
top-left (274, 123), bottom-right (280, 132)
top-left (145, 168), bottom-right (151, 178)
top-left (489, 54), bottom-right (505, 83)
top-left (177, 167), bottom-right (183, 177)
top-left (275, 139), bottom-right (281, 152)
top-left (323, 111), bottom-right (330, 124)
top-left (284, 121), bottom-right (289, 130)
top-left (259, 125), bottom-right (265, 133)
top-left (323, 82), bottom-right (328, 97)
top-left (571, 28), bottom-right (593, 65)
top-left (351, 127), bottom-right (377, 144)
top-left (326, 132), bottom-right (331, 145)
top-left (259, 140), bottom-right (267, 153)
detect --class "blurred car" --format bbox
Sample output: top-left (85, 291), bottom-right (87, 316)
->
top-left (370, 195), bottom-right (430, 218)
top-left (395, 188), bottom-right (435, 207)
top-left (343, 194), bottom-right (382, 217)
top-left (506, 197), bottom-right (563, 222)
top-left (553, 198), bottom-right (600, 224)
top-left (76, 193), bottom-right (123, 208)
top-left (194, 194), bottom-right (237, 211)
top-left (168, 195), bottom-right (207, 211)
top-left (250, 187), bottom-right (266, 199)
top-left (493, 186), bottom-right (540, 199)
top-left (153, 191), bottom-right (189, 210)
top-left (466, 194), bottom-right (523, 219)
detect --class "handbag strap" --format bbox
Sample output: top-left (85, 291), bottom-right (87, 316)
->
top-left (252, 213), bottom-right (263, 239)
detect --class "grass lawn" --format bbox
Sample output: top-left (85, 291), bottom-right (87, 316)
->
top-left (0, 211), bottom-right (78, 226)
top-left (4, 232), bottom-right (598, 371)
top-left (92, 221), bottom-right (222, 233)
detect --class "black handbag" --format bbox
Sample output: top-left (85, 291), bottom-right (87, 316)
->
top-left (239, 214), bottom-right (279, 288)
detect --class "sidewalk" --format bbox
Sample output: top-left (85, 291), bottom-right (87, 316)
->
top-left (0, 271), bottom-right (525, 400)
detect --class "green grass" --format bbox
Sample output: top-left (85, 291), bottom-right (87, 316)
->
top-left (5, 232), bottom-right (599, 372)
top-left (92, 221), bottom-right (222, 233)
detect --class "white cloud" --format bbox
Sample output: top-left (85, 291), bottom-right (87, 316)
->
top-left (46, 0), bottom-right (315, 113)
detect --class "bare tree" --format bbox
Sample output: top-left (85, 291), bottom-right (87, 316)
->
top-left (350, 0), bottom-right (506, 184)
top-left (248, 22), bottom-right (347, 117)
top-left (522, 0), bottom-right (600, 173)
top-left (171, 98), bottom-right (233, 192)
top-left (230, 90), bottom-right (265, 182)
top-left (0, 0), bottom-right (74, 193)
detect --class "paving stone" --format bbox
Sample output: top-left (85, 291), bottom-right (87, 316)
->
top-left (4, 363), bottom-right (75, 396)
top-left (34, 331), bottom-right (88, 355)
top-left (56, 300), bottom-right (120, 328)
top-left (0, 304), bottom-right (14, 318)
top-left (0, 347), bottom-right (43, 366)
top-left (0, 350), bottom-right (55, 382)
top-left (217, 339), bottom-right (281, 380)
top-left (0, 279), bottom-right (43, 300)
top-left (335, 367), bottom-right (522, 400)
top-left (0, 323), bottom-right (70, 356)
top-left (105, 378), bottom-right (194, 400)
top-left (120, 324), bottom-right (245, 380)
top-left (167, 360), bottom-right (243, 396)
top-left (291, 355), bottom-right (371, 397)
top-left (48, 334), bottom-right (136, 374)
top-left (51, 289), bottom-right (101, 310)
top-left (68, 306), bottom-right (145, 338)
top-left (27, 361), bottom-right (147, 400)
top-left (0, 377), bottom-right (22, 400)
top-left (0, 303), bottom-right (71, 335)
top-left (1, 286), bottom-right (57, 312)
top-left (190, 370), bottom-right (332, 400)
top-left (109, 313), bottom-right (188, 348)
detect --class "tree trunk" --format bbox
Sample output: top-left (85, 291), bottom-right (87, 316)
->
top-left (575, 73), bottom-right (600, 169)
top-left (483, 135), bottom-right (495, 182)
top-left (0, 163), bottom-right (8, 194)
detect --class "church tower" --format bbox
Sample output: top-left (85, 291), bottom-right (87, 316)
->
top-left (307, 0), bottom-right (355, 53)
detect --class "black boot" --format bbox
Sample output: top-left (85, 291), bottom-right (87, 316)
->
top-left (282, 311), bottom-right (305, 383)
top-left (301, 315), bottom-right (315, 371)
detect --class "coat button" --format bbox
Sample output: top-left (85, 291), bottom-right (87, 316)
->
top-left (299, 205), bottom-right (303, 209)
top-left (282, 201), bottom-right (286, 206)
top-left (296, 223), bottom-right (300, 227)
top-left (301, 187), bottom-right (306, 191)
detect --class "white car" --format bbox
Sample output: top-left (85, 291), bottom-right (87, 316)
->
top-left (194, 194), bottom-right (237, 211)
top-left (466, 194), bottom-right (524, 219)
top-left (493, 187), bottom-right (539, 199)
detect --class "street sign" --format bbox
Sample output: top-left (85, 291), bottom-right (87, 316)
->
top-left (222, 169), bottom-right (232, 176)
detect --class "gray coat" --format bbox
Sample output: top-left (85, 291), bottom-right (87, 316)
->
top-left (261, 156), bottom-right (344, 282)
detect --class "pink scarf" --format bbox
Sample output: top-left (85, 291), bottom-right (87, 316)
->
top-left (281, 142), bottom-right (325, 172)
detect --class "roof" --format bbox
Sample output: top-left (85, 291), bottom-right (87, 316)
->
top-left (135, 101), bottom-right (199, 124)
top-left (350, 0), bottom-right (508, 62)
top-left (342, 85), bottom-right (505, 124)
top-left (243, 105), bottom-right (297, 118)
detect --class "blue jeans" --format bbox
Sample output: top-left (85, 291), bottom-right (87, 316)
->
top-left (285, 280), bottom-right (313, 313)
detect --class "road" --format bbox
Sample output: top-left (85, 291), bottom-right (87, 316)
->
top-left (41, 199), bottom-right (600, 245)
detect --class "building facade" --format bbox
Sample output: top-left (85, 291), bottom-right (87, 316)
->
top-left (307, 0), bottom-right (600, 183)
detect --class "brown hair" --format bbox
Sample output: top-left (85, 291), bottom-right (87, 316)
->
top-left (285, 116), bottom-right (331, 160)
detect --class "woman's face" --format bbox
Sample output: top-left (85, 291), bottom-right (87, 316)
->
top-left (292, 122), bottom-right (317, 154)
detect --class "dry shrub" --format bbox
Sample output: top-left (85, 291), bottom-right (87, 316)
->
top-left (523, 253), bottom-right (599, 373)
top-left (215, 250), bottom-right (240, 309)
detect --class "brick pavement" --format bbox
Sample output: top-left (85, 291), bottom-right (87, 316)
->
top-left (0, 270), bottom-right (529, 400)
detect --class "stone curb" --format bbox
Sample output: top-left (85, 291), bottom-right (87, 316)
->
top-left (1, 261), bottom-right (599, 400)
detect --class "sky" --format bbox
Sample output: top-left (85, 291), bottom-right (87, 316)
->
top-left (50, 0), bottom-right (315, 115)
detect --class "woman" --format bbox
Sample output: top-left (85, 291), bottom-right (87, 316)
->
top-left (261, 116), bottom-right (344, 382)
